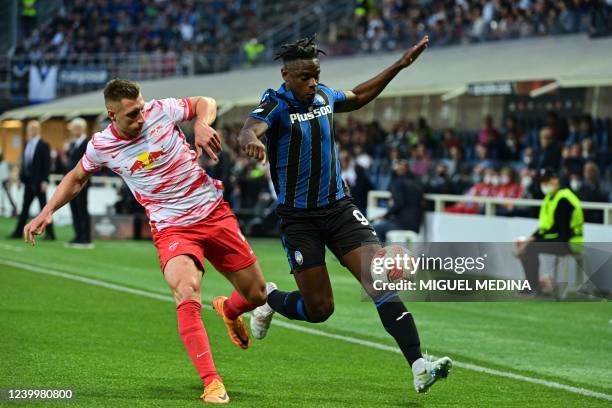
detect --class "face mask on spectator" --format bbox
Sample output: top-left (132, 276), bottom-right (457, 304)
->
top-left (484, 175), bottom-right (492, 184)
top-left (540, 183), bottom-right (554, 195)
top-left (500, 175), bottom-right (510, 185)
top-left (473, 174), bottom-right (482, 184)
top-left (490, 176), bottom-right (500, 186)
top-left (570, 179), bottom-right (581, 191)
top-left (521, 176), bottom-right (532, 188)
top-left (523, 156), bottom-right (532, 165)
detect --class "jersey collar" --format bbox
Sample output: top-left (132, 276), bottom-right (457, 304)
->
top-left (277, 83), bottom-right (325, 107)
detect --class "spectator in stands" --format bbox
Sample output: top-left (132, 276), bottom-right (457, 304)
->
top-left (439, 128), bottom-right (461, 158)
top-left (373, 160), bottom-right (423, 243)
top-left (561, 143), bottom-right (584, 177)
top-left (446, 166), bottom-right (499, 214)
top-left (486, 127), bottom-right (509, 161)
top-left (522, 146), bottom-right (537, 169)
top-left (498, 167), bottom-right (523, 199)
top-left (495, 167), bottom-right (523, 215)
top-left (474, 142), bottom-right (494, 168)
top-left (340, 150), bottom-right (373, 215)
top-left (478, 115), bottom-right (497, 145)
top-left (545, 111), bottom-right (564, 142)
top-left (535, 126), bottom-right (562, 170)
top-left (581, 137), bottom-right (598, 162)
top-left (416, 117), bottom-right (435, 149)
top-left (426, 162), bottom-right (454, 195)
top-left (577, 161), bottom-right (608, 223)
top-left (445, 145), bottom-right (473, 194)
top-left (565, 115), bottom-right (583, 145)
top-left (409, 143), bottom-right (432, 178)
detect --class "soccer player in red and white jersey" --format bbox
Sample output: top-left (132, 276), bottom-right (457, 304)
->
top-left (23, 79), bottom-right (266, 404)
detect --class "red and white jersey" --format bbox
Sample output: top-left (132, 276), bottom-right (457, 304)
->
top-left (80, 98), bottom-right (223, 232)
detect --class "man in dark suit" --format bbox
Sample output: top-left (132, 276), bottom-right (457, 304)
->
top-left (9, 120), bottom-right (55, 239)
top-left (65, 117), bottom-right (93, 247)
top-left (373, 159), bottom-right (424, 244)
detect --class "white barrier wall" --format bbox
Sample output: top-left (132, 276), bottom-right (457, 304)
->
top-left (423, 212), bottom-right (612, 290)
top-left (424, 213), bottom-right (612, 243)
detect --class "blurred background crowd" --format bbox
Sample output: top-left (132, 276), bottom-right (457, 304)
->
top-left (202, 112), bottom-right (610, 224)
top-left (7, 0), bottom-right (612, 72)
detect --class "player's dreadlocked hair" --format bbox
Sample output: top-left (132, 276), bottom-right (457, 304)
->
top-left (274, 35), bottom-right (326, 63)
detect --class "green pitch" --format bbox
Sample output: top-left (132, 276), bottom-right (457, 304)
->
top-left (0, 218), bottom-right (610, 407)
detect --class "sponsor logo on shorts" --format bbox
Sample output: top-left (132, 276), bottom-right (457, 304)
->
top-left (168, 241), bottom-right (179, 251)
top-left (294, 250), bottom-right (303, 265)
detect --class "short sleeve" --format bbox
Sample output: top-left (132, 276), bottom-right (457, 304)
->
top-left (330, 87), bottom-right (347, 104)
top-left (248, 91), bottom-right (281, 127)
top-left (320, 84), bottom-right (347, 105)
top-left (158, 97), bottom-right (194, 123)
top-left (79, 139), bottom-right (102, 174)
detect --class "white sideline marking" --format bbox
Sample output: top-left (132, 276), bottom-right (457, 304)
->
top-left (1, 258), bottom-right (611, 402)
top-left (0, 243), bottom-right (24, 252)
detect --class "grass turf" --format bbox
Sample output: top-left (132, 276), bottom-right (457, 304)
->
top-left (0, 218), bottom-right (611, 406)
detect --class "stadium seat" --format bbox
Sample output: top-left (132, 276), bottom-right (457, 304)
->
top-left (551, 253), bottom-right (590, 300)
top-left (386, 230), bottom-right (420, 244)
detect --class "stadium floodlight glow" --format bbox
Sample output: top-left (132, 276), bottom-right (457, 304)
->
top-left (529, 81), bottom-right (560, 98)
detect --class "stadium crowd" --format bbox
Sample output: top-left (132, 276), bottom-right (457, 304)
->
top-left (11, 0), bottom-right (265, 71)
top-left (1, 112), bottom-right (609, 232)
top-left (199, 112), bottom-right (611, 224)
top-left (332, 0), bottom-right (612, 54)
top-left (10, 0), bottom-right (612, 65)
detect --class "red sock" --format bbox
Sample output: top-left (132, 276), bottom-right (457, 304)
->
top-left (176, 299), bottom-right (221, 387)
top-left (223, 290), bottom-right (256, 320)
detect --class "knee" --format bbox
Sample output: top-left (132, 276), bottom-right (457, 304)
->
top-left (306, 300), bottom-right (335, 323)
top-left (172, 277), bottom-right (201, 304)
top-left (244, 283), bottom-right (267, 307)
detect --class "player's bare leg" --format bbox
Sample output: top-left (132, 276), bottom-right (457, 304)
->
top-left (213, 261), bottom-right (267, 349)
top-left (292, 265), bottom-right (335, 322)
top-left (164, 255), bottom-right (229, 404)
top-left (341, 244), bottom-right (452, 393)
top-left (252, 265), bottom-right (335, 338)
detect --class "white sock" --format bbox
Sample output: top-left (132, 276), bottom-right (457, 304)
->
top-left (265, 282), bottom-right (277, 295)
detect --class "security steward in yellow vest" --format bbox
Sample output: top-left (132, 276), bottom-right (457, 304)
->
top-left (516, 168), bottom-right (584, 294)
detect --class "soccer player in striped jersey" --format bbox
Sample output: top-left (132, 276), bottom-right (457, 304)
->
top-left (23, 79), bottom-right (268, 403)
top-left (239, 36), bottom-right (452, 394)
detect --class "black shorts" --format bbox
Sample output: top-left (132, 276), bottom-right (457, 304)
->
top-left (276, 197), bottom-right (380, 272)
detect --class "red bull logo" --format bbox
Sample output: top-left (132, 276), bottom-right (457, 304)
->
top-left (129, 150), bottom-right (164, 174)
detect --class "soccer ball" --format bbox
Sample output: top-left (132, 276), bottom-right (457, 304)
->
top-left (370, 244), bottom-right (414, 283)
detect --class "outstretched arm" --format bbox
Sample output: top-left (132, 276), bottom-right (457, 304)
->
top-left (24, 164), bottom-right (92, 245)
top-left (335, 36), bottom-right (429, 113)
top-left (189, 96), bottom-right (222, 160)
top-left (238, 117), bottom-right (269, 163)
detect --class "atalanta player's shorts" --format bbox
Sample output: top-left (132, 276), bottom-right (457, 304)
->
top-left (153, 199), bottom-right (257, 273)
top-left (276, 197), bottom-right (380, 272)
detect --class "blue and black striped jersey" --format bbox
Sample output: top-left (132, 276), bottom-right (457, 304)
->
top-left (249, 83), bottom-right (348, 208)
